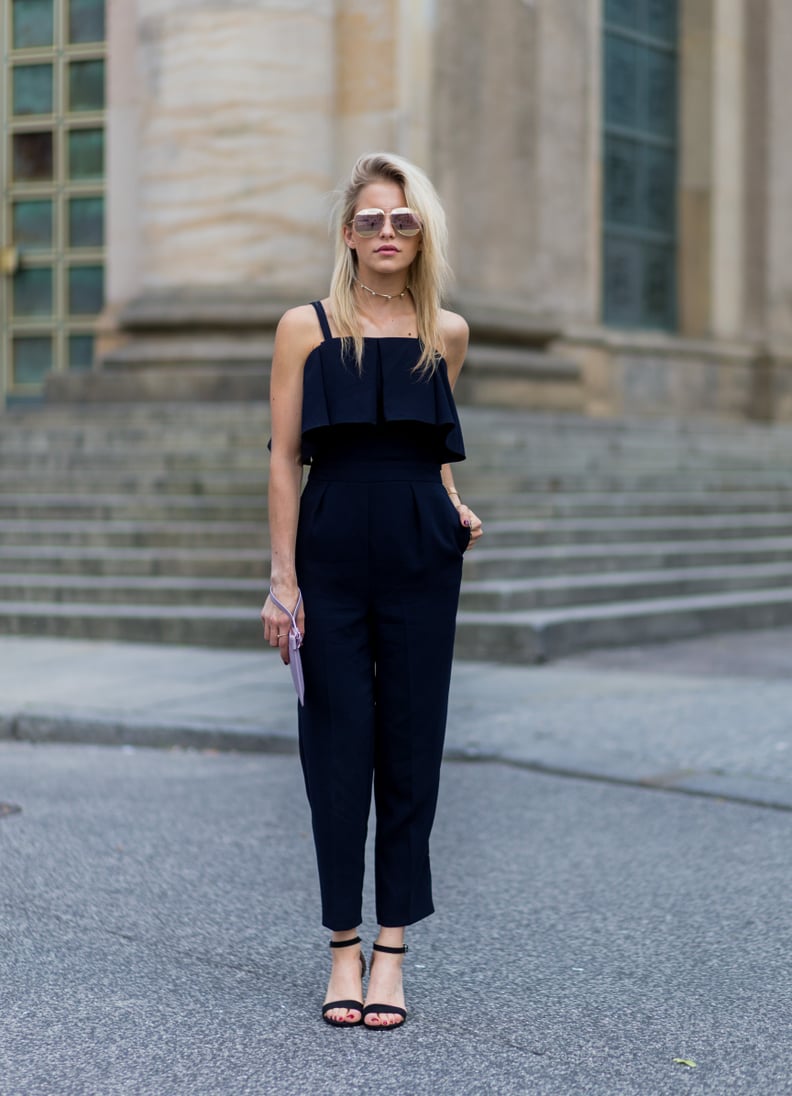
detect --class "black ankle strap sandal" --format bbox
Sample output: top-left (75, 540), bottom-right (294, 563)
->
top-left (321, 936), bottom-right (366, 1028)
top-left (362, 942), bottom-right (408, 1030)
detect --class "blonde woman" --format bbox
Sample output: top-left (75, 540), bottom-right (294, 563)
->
top-left (261, 152), bottom-right (482, 1030)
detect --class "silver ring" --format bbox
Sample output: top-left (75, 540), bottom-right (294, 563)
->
top-left (277, 633), bottom-right (288, 638)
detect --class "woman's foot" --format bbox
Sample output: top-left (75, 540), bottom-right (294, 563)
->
top-left (322, 934), bottom-right (365, 1026)
top-left (363, 941), bottom-right (407, 1029)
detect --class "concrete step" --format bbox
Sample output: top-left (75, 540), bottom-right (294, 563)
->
top-left (0, 545), bottom-right (269, 579)
top-left (7, 466), bottom-right (792, 497)
top-left (5, 398), bottom-right (792, 661)
top-left (458, 490), bottom-right (792, 519)
top-left (455, 587), bottom-right (792, 662)
top-left (476, 513), bottom-right (792, 546)
top-left (4, 586), bottom-right (792, 660)
top-left (0, 600), bottom-right (259, 647)
top-left (0, 573), bottom-right (265, 607)
top-left (0, 408), bottom-right (269, 425)
top-left (5, 561), bottom-right (792, 612)
top-left (457, 471), bottom-right (792, 493)
top-left (0, 449), bottom-right (269, 472)
top-left (0, 494), bottom-right (266, 521)
top-left (459, 536), bottom-right (792, 579)
top-left (0, 477), bottom-right (266, 499)
top-left (4, 535), bottom-right (792, 584)
top-left (459, 562), bottom-right (792, 610)
top-left (4, 513), bottom-right (792, 551)
top-left (0, 518), bottom-right (266, 549)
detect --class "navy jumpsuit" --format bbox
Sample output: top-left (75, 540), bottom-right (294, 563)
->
top-left (295, 301), bottom-right (469, 930)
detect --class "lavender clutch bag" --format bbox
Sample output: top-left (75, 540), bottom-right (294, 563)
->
top-left (269, 588), bottom-right (305, 706)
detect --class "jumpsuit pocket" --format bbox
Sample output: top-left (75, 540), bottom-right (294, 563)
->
top-left (440, 487), bottom-right (471, 554)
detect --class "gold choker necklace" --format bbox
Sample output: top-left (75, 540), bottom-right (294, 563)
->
top-left (356, 279), bottom-right (409, 301)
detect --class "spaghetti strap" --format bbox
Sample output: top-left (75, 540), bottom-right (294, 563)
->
top-left (311, 300), bottom-right (333, 342)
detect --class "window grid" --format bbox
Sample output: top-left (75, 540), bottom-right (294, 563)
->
top-left (1, 0), bottom-right (105, 399)
top-left (602, 2), bottom-right (679, 331)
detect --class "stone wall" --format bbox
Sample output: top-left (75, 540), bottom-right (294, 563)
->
top-left (97, 0), bottom-right (792, 421)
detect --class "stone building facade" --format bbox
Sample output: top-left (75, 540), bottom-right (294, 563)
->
top-left (2, 0), bottom-right (792, 419)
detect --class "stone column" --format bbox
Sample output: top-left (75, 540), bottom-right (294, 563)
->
top-left (333, 0), bottom-right (434, 178)
top-left (106, 0), bottom-right (142, 313)
top-left (678, 0), bottom-right (745, 338)
top-left (106, 0), bottom-right (337, 314)
top-left (741, 0), bottom-right (768, 338)
top-left (764, 0), bottom-right (792, 342)
top-left (748, 0), bottom-right (792, 418)
top-left (431, 0), bottom-right (599, 324)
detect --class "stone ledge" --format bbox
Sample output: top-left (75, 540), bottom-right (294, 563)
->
top-left (117, 287), bottom-right (307, 331)
top-left (45, 365), bottom-right (269, 404)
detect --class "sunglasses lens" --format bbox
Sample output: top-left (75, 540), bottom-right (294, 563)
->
top-left (353, 211), bottom-right (384, 236)
top-left (390, 210), bottom-right (421, 236)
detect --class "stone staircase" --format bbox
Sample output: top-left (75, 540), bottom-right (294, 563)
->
top-left (3, 401), bottom-right (792, 662)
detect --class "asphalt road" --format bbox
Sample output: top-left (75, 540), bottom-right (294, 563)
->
top-left (2, 739), bottom-right (790, 1096)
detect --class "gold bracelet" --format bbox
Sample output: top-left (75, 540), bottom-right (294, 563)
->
top-left (445, 488), bottom-right (460, 498)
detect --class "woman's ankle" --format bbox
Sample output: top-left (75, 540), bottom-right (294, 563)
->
top-left (374, 926), bottom-right (405, 950)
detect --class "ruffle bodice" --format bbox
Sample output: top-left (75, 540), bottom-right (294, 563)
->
top-left (300, 336), bottom-right (466, 465)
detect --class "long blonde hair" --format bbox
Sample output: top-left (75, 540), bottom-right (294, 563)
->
top-left (329, 152), bottom-right (451, 375)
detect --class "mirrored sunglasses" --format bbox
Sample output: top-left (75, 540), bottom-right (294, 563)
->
top-left (350, 207), bottom-right (422, 238)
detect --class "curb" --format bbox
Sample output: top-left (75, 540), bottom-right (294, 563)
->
top-left (0, 711), bottom-right (297, 756)
top-left (4, 710), bottom-right (791, 814)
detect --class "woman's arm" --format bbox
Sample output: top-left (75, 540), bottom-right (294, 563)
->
top-left (439, 310), bottom-right (483, 549)
top-left (261, 306), bottom-right (317, 660)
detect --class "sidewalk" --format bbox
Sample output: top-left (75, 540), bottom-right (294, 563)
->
top-left (2, 627), bottom-right (791, 810)
top-left (3, 631), bottom-right (792, 1095)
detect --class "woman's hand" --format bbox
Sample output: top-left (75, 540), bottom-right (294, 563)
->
top-left (457, 503), bottom-right (483, 550)
top-left (261, 585), bottom-right (306, 665)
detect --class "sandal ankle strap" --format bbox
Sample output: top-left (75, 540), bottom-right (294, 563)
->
top-left (372, 942), bottom-right (408, 955)
top-left (330, 935), bottom-right (362, 949)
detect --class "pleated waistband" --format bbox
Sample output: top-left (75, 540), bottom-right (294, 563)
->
top-left (308, 457), bottom-right (441, 484)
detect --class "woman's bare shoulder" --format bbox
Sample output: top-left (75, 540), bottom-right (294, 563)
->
top-left (276, 303), bottom-right (321, 338)
top-left (273, 303), bottom-right (324, 362)
top-left (439, 309), bottom-right (470, 366)
top-left (439, 308), bottom-right (469, 338)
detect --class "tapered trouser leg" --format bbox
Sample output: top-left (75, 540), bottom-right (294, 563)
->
top-left (296, 465), bottom-right (468, 931)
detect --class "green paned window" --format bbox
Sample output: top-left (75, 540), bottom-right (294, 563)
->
top-left (12, 267), bottom-right (54, 316)
top-left (67, 128), bottom-right (104, 178)
top-left (13, 336), bottom-right (53, 385)
top-left (602, 0), bottom-right (678, 330)
top-left (12, 0), bottom-right (54, 48)
top-left (605, 0), bottom-right (677, 38)
top-left (12, 64), bottom-right (54, 115)
top-left (604, 137), bottom-right (638, 227)
top-left (645, 49), bottom-right (676, 138)
top-left (646, 0), bottom-right (677, 40)
top-left (605, 0), bottom-right (637, 30)
top-left (68, 0), bottom-right (105, 44)
top-left (12, 131), bottom-right (54, 180)
top-left (644, 146), bottom-right (675, 232)
top-left (12, 200), bottom-right (54, 249)
top-left (68, 265), bottom-right (103, 314)
top-left (3, 1), bottom-right (106, 402)
top-left (68, 334), bottom-right (95, 370)
top-left (642, 244), bottom-right (675, 328)
top-left (68, 58), bottom-right (105, 112)
top-left (68, 196), bottom-right (104, 247)
top-left (604, 36), bottom-right (638, 130)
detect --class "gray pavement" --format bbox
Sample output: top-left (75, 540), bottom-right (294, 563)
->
top-left (1, 628), bottom-right (792, 809)
top-left (1, 629), bottom-right (792, 1095)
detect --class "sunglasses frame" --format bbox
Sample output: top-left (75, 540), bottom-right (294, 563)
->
top-left (349, 207), bottom-right (422, 238)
